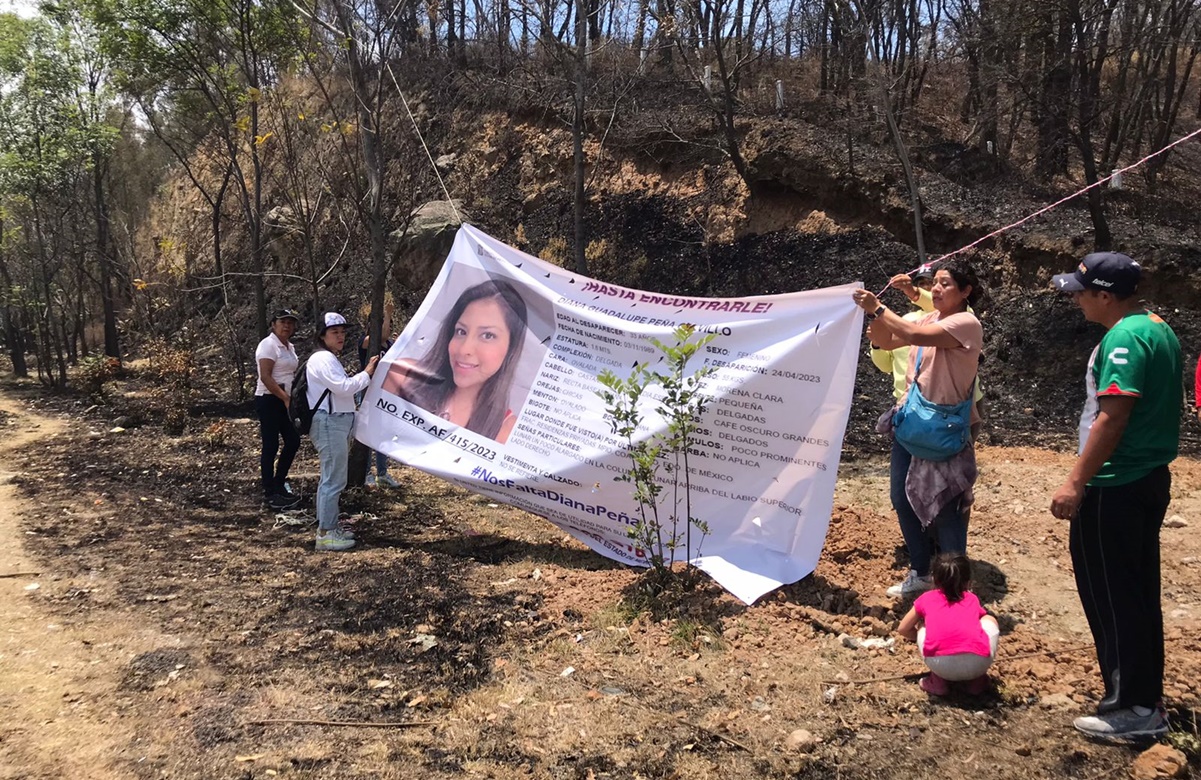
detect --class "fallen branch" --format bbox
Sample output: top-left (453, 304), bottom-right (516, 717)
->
top-left (994, 644), bottom-right (1094, 663)
top-left (247, 718), bottom-right (435, 729)
top-left (0, 572), bottom-right (40, 579)
top-left (1082, 766), bottom-right (1122, 780)
top-left (821, 671), bottom-right (924, 685)
top-left (821, 644), bottom-right (1096, 685)
top-left (677, 717), bottom-right (752, 752)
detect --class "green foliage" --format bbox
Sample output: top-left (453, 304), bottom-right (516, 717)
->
top-left (597, 324), bottom-right (717, 594)
top-left (669, 618), bottom-right (724, 652)
top-left (0, 14), bottom-right (96, 199)
top-left (1167, 707), bottom-right (1201, 760)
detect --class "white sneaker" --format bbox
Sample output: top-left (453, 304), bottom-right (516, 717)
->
top-left (315, 528), bottom-right (355, 552)
top-left (377, 473), bottom-right (401, 489)
top-left (365, 474), bottom-right (377, 487)
top-left (886, 570), bottom-right (934, 599)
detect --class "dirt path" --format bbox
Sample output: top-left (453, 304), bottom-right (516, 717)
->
top-left (0, 396), bottom-right (144, 779)
top-left (4, 380), bottom-right (1199, 779)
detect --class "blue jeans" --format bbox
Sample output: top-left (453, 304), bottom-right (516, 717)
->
top-left (890, 440), bottom-right (968, 576)
top-left (312, 410), bottom-right (355, 531)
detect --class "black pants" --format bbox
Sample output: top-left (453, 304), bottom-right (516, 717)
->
top-left (255, 394), bottom-right (300, 497)
top-left (1069, 464), bottom-right (1170, 712)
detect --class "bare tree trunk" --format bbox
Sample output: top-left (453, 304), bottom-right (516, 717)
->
top-left (330, 0), bottom-right (394, 488)
top-left (572, 0), bottom-right (589, 274)
top-left (633, 0), bottom-right (649, 52)
top-left (1035, 7), bottom-right (1071, 178)
top-left (93, 135), bottom-right (120, 360)
top-left (0, 215), bottom-right (27, 377)
top-left (878, 74), bottom-right (927, 264)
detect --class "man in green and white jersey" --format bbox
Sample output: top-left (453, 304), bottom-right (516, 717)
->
top-left (1050, 252), bottom-right (1182, 742)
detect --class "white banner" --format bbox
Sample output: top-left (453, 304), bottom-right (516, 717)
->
top-left (358, 225), bottom-right (863, 603)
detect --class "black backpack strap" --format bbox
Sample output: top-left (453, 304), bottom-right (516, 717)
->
top-left (317, 388), bottom-right (331, 414)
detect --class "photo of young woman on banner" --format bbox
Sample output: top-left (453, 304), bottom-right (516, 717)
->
top-left (381, 276), bottom-right (541, 443)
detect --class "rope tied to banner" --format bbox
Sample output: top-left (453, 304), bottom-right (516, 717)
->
top-left (876, 123), bottom-right (1201, 295)
top-left (385, 61), bottom-right (462, 225)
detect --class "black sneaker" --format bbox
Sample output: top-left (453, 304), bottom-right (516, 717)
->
top-left (1073, 706), bottom-right (1168, 742)
top-left (266, 493), bottom-right (302, 511)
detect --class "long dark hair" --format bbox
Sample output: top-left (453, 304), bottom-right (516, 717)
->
top-left (404, 279), bottom-right (528, 440)
top-left (940, 259), bottom-right (982, 308)
top-left (931, 553), bottom-right (972, 604)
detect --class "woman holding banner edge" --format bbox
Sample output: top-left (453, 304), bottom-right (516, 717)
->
top-left (852, 260), bottom-right (983, 599)
top-left (381, 278), bottom-right (529, 444)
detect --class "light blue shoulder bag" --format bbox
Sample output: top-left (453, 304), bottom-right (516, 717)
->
top-left (892, 347), bottom-right (972, 461)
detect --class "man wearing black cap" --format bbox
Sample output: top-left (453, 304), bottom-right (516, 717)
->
top-left (1049, 252), bottom-right (1182, 741)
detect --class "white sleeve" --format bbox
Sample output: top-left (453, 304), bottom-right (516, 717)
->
top-left (254, 337), bottom-right (274, 363)
top-left (308, 352), bottom-right (371, 397)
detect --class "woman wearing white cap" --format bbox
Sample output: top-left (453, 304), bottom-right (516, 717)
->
top-left (308, 312), bottom-right (379, 552)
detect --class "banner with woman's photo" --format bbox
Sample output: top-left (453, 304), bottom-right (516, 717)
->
top-left (357, 225), bottom-right (863, 604)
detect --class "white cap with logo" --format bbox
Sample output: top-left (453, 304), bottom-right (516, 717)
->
top-left (320, 311), bottom-right (348, 333)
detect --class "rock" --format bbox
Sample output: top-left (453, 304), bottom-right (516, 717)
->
top-left (1038, 693), bottom-right (1075, 709)
top-left (785, 729), bottom-right (818, 752)
top-left (866, 620), bottom-right (892, 638)
top-left (750, 696), bottom-right (770, 712)
top-left (838, 634), bottom-right (860, 649)
top-left (1028, 661), bottom-right (1056, 680)
top-left (1130, 744), bottom-right (1187, 780)
top-left (435, 153), bottom-right (457, 171)
top-left (857, 637), bottom-right (894, 650)
top-left (1163, 515), bottom-right (1188, 529)
top-left (388, 199), bottom-right (468, 292)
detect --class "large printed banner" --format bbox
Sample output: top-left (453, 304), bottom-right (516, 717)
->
top-left (358, 225), bottom-right (863, 603)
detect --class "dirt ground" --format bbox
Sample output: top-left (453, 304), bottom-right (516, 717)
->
top-left (2, 378), bottom-right (1200, 780)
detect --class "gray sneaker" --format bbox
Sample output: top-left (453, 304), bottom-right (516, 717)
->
top-left (315, 528), bottom-right (355, 552)
top-left (1073, 706), bottom-right (1168, 742)
top-left (886, 570), bottom-right (934, 599)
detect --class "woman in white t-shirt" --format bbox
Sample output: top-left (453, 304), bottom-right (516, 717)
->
top-left (308, 312), bottom-right (379, 552)
top-left (255, 309), bottom-right (302, 510)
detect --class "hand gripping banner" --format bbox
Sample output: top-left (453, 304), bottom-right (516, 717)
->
top-left (358, 225), bottom-right (864, 603)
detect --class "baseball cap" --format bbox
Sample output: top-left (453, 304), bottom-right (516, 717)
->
top-left (271, 308), bottom-right (299, 322)
top-left (1052, 252), bottom-right (1141, 296)
top-left (321, 312), bottom-right (348, 330)
top-left (912, 264), bottom-right (935, 281)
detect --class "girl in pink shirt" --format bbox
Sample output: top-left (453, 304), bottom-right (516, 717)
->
top-left (898, 553), bottom-right (1000, 695)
